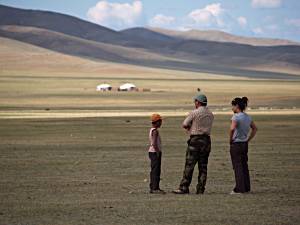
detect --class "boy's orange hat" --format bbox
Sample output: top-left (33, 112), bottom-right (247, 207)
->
top-left (151, 113), bottom-right (162, 122)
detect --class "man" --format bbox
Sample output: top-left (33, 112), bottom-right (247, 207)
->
top-left (173, 93), bottom-right (214, 194)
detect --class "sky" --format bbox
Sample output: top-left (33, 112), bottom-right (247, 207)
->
top-left (1, 0), bottom-right (300, 41)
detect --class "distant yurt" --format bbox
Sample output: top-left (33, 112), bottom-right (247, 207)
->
top-left (96, 84), bottom-right (112, 91)
top-left (118, 83), bottom-right (137, 91)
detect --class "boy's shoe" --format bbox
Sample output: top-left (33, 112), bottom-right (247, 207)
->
top-left (150, 189), bottom-right (166, 194)
top-left (196, 184), bottom-right (205, 194)
top-left (196, 189), bottom-right (205, 195)
top-left (172, 189), bottom-right (189, 194)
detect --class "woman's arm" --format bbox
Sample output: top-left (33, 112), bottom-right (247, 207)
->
top-left (229, 120), bottom-right (237, 144)
top-left (248, 121), bottom-right (257, 142)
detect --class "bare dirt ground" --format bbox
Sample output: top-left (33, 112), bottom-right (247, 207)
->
top-left (1, 109), bottom-right (300, 119)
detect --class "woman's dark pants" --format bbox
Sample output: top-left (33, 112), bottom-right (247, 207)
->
top-left (149, 152), bottom-right (162, 190)
top-left (230, 142), bottom-right (251, 193)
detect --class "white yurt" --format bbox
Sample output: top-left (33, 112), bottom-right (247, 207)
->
top-left (96, 84), bottom-right (112, 91)
top-left (119, 83), bottom-right (137, 91)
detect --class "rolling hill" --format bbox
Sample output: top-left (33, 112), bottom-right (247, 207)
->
top-left (1, 4), bottom-right (300, 79)
top-left (147, 27), bottom-right (300, 47)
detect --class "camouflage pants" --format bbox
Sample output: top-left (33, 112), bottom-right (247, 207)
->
top-left (179, 135), bottom-right (211, 193)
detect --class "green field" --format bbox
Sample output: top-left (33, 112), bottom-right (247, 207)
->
top-left (1, 74), bottom-right (300, 112)
top-left (1, 115), bottom-right (299, 225)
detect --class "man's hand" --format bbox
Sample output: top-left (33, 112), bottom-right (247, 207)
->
top-left (182, 124), bottom-right (190, 130)
top-left (182, 113), bottom-right (193, 130)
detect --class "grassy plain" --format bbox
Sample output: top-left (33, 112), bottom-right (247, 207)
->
top-left (0, 115), bottom-right (299, 225)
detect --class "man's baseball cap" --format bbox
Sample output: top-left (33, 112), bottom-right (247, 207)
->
top-left (194, 93), bottom-right (207, 104)
top-left (151, 114), bottom-right (162, 122)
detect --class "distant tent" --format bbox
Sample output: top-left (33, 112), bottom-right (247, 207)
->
top-left (96, 84), bottom-right (112, 91)
top-left (118, 83), bottom-right (137, 91)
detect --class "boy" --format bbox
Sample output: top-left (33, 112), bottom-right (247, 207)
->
top-left (148, 114), bottom-right (165, 194)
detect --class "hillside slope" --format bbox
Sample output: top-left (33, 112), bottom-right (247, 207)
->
top-left (1, 4), bottom-right (300, 79)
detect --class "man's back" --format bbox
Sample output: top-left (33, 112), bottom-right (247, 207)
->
top-left (183, 106), bottom-right (214, 136)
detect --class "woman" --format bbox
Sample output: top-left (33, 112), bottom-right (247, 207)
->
top-left (229, 97), bottom-right (257, 194)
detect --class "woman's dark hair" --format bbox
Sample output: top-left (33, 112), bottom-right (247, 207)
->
top-left (242, 97), bottom-right (248, 107)
top-left (232, 97), bottom-right (249, 112)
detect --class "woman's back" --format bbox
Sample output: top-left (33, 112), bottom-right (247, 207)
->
top-left (232, 112), bottom-right (252, 143)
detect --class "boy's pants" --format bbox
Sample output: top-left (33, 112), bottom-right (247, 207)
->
top-left (149, 151), bottom-right (162, 190)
